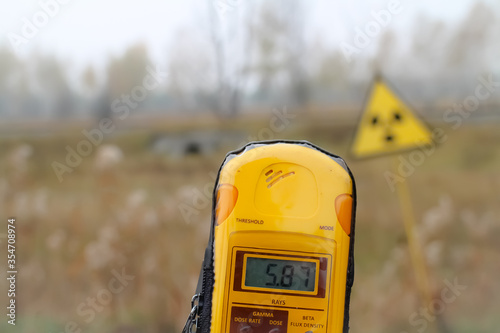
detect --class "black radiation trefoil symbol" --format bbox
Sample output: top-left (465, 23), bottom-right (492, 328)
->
top-left (370, 110), bottom-right (403, 144)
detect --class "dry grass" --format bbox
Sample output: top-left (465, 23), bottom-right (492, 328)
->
top-left (0, 118), bottom-right (499, 333)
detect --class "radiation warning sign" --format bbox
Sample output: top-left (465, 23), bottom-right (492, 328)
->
top-left (351, 77), bottom-right (433, 158)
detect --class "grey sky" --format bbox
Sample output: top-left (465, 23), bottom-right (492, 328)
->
top-left (0, 0), bottom-right (496, 71)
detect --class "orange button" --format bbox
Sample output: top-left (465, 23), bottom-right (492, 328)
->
top-left (215, 184), bottom-right (238, 225)
top-left (335, 193), bottom-right (353, 235)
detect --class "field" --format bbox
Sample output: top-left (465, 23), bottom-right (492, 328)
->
top-left (0, 114), bottom-right (499, 333)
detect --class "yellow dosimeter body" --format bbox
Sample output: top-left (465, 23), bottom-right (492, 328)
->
top-left (185, 141), bottom-right (356, 333)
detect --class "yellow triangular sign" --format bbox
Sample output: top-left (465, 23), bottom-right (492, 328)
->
top-left (351, 77), bottom-right (433, 158)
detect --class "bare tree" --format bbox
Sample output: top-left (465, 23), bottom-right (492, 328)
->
top-left (167, 29), bottom-right (214, 113)
top-left (34, 53), bottom-right (74, 119)
top-left (107, 44), bottom-right (150, 100)
top-left (103, 43), bottom-right (151, 120)
top-left (246, 0), bottom-right (310, 107)
top-left (446, 2), bottom-right (496, 76)
top-left (0, 47), bottom-right (19, 118)
top-left (82, 65), bottom-right (98, 96)
top-left (206, 0), bottom-right (257, 117)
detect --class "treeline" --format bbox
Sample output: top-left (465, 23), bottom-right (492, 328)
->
top-left (0, 1), bottom-right (498, 120)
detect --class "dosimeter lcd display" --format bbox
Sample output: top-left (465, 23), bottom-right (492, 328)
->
top-left (244, 256), bottom-right (317, 292)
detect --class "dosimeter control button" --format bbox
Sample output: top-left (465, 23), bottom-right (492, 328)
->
top-left (230, 307), bottom-right (288, 333)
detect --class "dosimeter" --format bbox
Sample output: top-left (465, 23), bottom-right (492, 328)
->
top-left (183, 141), bottom-right (357, 333)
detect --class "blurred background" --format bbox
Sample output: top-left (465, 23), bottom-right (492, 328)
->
top-left (0, 0), bottom-right (499, 332)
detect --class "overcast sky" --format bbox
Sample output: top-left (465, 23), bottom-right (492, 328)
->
top-left (0, 0), bottom-right (497, 71)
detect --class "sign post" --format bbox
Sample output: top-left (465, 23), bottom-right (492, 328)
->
top-left (393, 157), bottom-right (432, 306)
